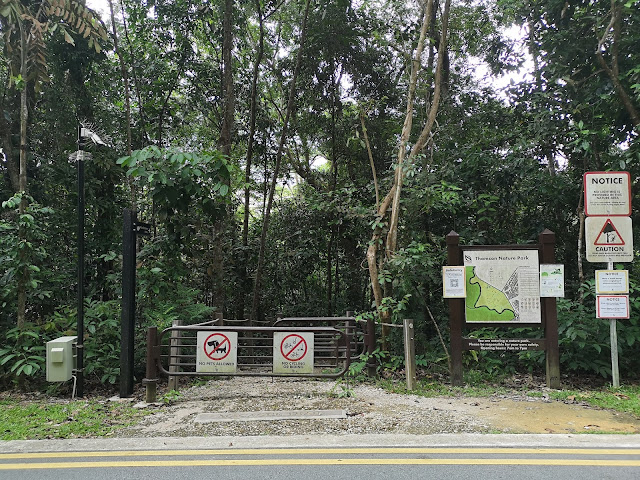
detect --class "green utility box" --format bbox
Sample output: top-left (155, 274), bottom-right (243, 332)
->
top-left (46, 336), bottom-right (77, 382)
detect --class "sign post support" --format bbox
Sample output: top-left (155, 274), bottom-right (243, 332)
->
top-left (540, 230), bottom-right (560, 388)
top-left (446, 231), bottom-right (464, 386)
top-left (608, 262), bottom-right (620, 387)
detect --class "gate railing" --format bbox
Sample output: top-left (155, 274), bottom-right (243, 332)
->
top-left (143, 321), bottom-right (358, 402)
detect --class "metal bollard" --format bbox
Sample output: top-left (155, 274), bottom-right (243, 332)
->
top-left (143, 326), bottom-right (158, 403)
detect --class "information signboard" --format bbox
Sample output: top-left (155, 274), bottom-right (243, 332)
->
top-left (463, 250), bottom-right (541, 323)
top-left (442, 266), bottom-right (466, 298)
top-left (584, 171), bottom-right (631, 216)
top-left (540, 264), bottom-right (564, 298)
top-left (595, 270), bottom-right (629, 294)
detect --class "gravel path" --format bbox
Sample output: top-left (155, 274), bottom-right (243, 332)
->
top-left (114, 376), bottom-right (640, 437)
top-left (118, 377), bottom-right (491, 437)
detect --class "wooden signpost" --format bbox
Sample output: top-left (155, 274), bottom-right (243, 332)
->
top-left (446, 229), bottom-right (560, 389)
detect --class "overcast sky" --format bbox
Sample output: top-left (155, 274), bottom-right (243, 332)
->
top-left (86, 0), bottom-right (109, 17)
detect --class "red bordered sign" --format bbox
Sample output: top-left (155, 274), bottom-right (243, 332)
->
top-left (280, 334), bottom-right (308, 362)
top-left (273, 332), bottom-right (314, 374)
top-left (196, 331), bottom-right (237, 373)
top-left (584, 171), bottom-right (631, 216)
top-left (596, 295), bottom-right (630, 319)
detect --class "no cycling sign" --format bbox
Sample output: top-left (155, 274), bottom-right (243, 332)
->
top-left (273, 332), bottom-right (314, 374)
top-left (196, 331), bottom-right (238, 373)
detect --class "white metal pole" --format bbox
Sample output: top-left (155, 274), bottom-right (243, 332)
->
top-left (608, 261), bottom-right (620, 387)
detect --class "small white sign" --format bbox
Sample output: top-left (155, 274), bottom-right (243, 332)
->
top-left (584, 171), bottom-right (631, 216)
top-left (196, 331), bottom-right (238, 373)
top-left (596, 295), bottom-right (630, 319)
top-left (595, 270), bottom-right (629, 294)
top-left (273, 332), bottom-right (314, 375)
top-left (442, 266), bottom-right (466, 298)
top-left (540, 264), bottom-right (564, 297)
top-left (585, 216), bottom-right (634, 263)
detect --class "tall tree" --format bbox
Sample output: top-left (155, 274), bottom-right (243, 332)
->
top-left (367, 0), bottom-right (451, 328)
top-left (0, 0), bottom-right (107, 327)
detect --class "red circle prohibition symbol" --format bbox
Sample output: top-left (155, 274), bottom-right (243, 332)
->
top-left (280, 334), bottom-right (307, 362)
top-left (203, 333), bottom-right (231, 360)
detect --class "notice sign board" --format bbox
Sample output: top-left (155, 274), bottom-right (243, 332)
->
top-left (596, 296), bottom-right (630, 319)
top-left (463, 250), bottom-right (541, 323)
top-left (196, 331), bottom-right (238, 373)
top-left (540, 264), bottom-right (565, 298)
top-left (442, 266), bottom-right (466, 298)
top-left (585, 216), bottom-right (633, 263)
top-left (584, 171), bottom-right (631, 216)
top-left (273, 332), bottom-right (314, 374)
top-left (595, 270), bottom-right (629, 294)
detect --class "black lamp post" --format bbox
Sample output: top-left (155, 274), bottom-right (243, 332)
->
top-left (76, 126), bottom-right (86, 398)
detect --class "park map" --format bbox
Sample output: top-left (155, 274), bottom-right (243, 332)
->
top-left (463, 250), bottom-right (541, 323)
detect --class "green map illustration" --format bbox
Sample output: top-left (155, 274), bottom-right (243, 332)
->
top-left (465, 266), bottom-right (516, 322)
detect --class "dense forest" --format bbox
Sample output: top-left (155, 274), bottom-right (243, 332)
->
top-left (0, 0), bottom-right (639, 389)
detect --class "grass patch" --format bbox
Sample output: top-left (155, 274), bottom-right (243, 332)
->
top-left (0, 396), bottom-right (150, 440)
top-left (377, 377), bottom-right (510, 398)
top-left (550, 385), bottom-right (640, 417)
top-left (376, 374), bottom-right (640, 418)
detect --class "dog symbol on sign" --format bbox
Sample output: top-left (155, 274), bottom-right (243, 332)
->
top-left (204, 333), bottom-right (231, 360)
top-left (207, 339), bottom-right (227, 354)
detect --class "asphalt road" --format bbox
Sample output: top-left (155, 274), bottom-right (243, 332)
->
top-left (2, 434), bottom-right (639, 480)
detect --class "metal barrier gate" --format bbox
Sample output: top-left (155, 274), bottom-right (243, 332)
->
top-left (143, 316), bottom-right (367, 402)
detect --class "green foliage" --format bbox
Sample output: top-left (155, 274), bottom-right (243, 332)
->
top-left (0, 325), bottom-right (46, 384)
top-left (117, 147), bottom-right (233, 221)
top-left (160, 389), bottom-right (182, 405)
top-left (83, 300), bottom-right (121, 385)
top-left (0, 194), bottom-right (53, 323)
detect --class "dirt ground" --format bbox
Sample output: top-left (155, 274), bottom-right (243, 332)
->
top-left (114, 376), bottom-right (640, 437)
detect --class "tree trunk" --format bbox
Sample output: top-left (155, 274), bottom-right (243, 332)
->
top-left (251, 0), bottom-right (312, 321)
top-left (108, 0), bottom-right (132, 156)
top-left (16, 20), bottom-right (28, 329)
top-left (239, 0), bottom-right (267, 319)
top-left (360, 110), bottom-right (379, 210)
top-left (596, 1), bottom-right (640, 129)
top-left (367, 0), bottom-right (450, 337)
top-left (211, 0), bottom-right (235, 313)
top-left (220, 0), bottom-right (235, 158)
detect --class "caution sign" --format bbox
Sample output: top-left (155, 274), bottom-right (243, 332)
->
top-left (196, 331), bottom-right (237, 373)
top-left (585, 216), bottom-right (633, 263)
top-left (273, 332), bottom-right (314, 374)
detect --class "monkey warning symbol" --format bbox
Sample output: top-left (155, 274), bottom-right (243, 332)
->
top-left (586, 216), bottom-right (633, 263)
top-left (594, 218), bottom-right (625, 245)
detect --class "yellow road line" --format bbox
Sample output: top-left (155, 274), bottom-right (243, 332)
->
top-left (1, 458), bottom-right (640, 470)
top-left (2, 447), bottom-right (640, 460)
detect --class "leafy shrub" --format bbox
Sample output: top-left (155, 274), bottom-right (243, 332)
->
top-left (0, 325), bottom-right (46, 386)
top-left (0, 312), bottom-right (73, 389)
top-left (83, 300), bottom-right (122, 385)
